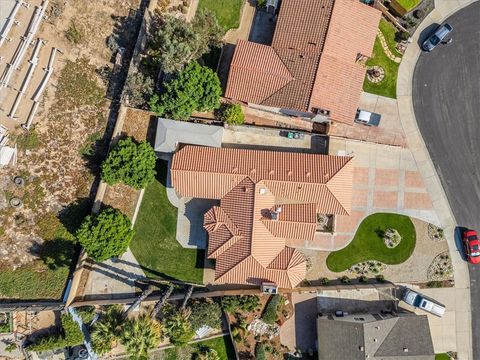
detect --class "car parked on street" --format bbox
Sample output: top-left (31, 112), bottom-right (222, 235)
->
top-left (402, 288), bottom-right (446, 317)
top-left (422, 23), bottom-right (453, 52)
top-left (354, 110), bottom-right (381, 126)
top-left (462, 229), bottom-right (480, 264)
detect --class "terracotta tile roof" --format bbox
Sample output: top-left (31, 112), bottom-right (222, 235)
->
top-left (309, 0), bottom-right (382, 124)
top-left (224, 0), bottom-right (380, 124)
top-left (224, 41), bottom-right (294, 105)
top-left (171, 145), bottom-right (353, 288)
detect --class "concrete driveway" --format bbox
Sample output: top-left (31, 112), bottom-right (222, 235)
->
top-left (411, 2), bottom-right (480, 358)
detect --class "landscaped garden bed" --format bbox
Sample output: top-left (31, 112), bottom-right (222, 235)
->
top-left (363, 19), bottom-right (403, 98)
top-left (223, 294), bottom-right (293, 359)
top-left (326, 213), bottom-right (416, 272)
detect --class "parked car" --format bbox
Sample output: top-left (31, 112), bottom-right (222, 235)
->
top-left (402, 288), bottom-right (446, 317)
top-left (422, 23), bottom-right (453, 52)
top-left (354, 110), bottom-right (381, 126)
top-left (462, 229), bottom-right (480, 264)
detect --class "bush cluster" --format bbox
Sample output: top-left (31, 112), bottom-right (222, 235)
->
top-left (221, 295), bottom-right (259, 313)
top-left (261, 294), bottom-right (281, 325)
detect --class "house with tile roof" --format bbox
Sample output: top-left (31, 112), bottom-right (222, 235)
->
top-left (225, 0), bottom-right (381, 125)
top-left (317, 313), bottom-right (435, 359)
top-left (171, 145), bottom-right (353, 288)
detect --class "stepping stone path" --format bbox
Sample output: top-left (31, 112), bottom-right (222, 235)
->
top-left (377, 29), bottom-right (402, 63)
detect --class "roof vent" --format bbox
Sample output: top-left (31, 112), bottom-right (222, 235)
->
top-left (324, 172), bottom-right (330, 179)
top-left (244, 187), bottom-right (250, 193)
top-left (232, 167), bottom-right (238, 173)
top-left (269, 169), bottom-right (275, 176)
top-left (359, 346), bottom-right (364, 352)
top-left (403, 348), bottom-right (409, 353)
top-left (306, 171), bottom-right (311, 177)
top-left (287, 170), bottom-right (292, 176)
top-left (259, 188), bottom-right (266, 195)
top-left (373, 338), bottom-right (377, 343)
top-left (276, 206), bottom-right (282, 213)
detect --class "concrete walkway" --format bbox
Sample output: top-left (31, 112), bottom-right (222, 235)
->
top-left (396, 1), bottom-right (477, 358)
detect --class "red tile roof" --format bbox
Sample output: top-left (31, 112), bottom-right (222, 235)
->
top-left (224, 0), bottom-right (381, 124)
top-left (171, 145), bottom-right (354, 288)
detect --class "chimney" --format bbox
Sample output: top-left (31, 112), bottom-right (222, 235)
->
top-left (403, 348), bottom-right (409, 353)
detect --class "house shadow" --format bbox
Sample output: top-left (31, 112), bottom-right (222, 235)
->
top-left (182, 198), bottom-right (219, 249)
top-left (293, 297), bottom-right (319, 353)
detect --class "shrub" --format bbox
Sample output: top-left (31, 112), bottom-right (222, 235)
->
top-left (255, 342), bottom-right (266, 360)
top-left (76, 207), bottom-right (134, 262)
top-left (220, 104), bottom-right (244, 125)
top-left (261, 295), bottom-right (281, 325)
top-left (124, 72), bottom-right (154, 108)
top-left (413, 9), bottom-right (424, 19)
top-left (359, 275), bottom-right (368, 283)
top-left (375, 274), bottom-right (385, 283)
top-left (197, 348), bottom-right (220, 360)
top-left (340, 275), bottom-right (351, 284)
top-left (149, 61), bottom-right (221, 120)
top-left (221, 295), bottom-right (259, 313)
top-left (76, 306), bottom-right (96, 325)
top-left (189, 299), bottom-right (222, 330)
top-left (101, 137), bottom-right (157, 189)
top-left (91, 305), bottom-right (124, 355)
top-left (65, 21), bottom-right (84, 44)
top-left (320, 277), bottom-right (330, 286)
top-left (164, 307), bottom-right (195, 347)
top-left (5, 342), bottom-right (16, 352)
top-left (427, 281), bottom-right (443, 288)
top-left (28, 314), bottom-right (84, 352)
top-left (121, 315), bottom-right (163, 360)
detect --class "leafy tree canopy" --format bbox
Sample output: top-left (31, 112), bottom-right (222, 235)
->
top-left (149, 61), bottom-right (221, 121)
top-left (76, 207), bottom-right (134, 262)
top-left (189, 300), bottom-right (222, 331)
top-left (149, 10), bottom-right (224, 73)
top-left (91, 305), bottom-right (124, 355)
top-left (164, 306), bottom-right (195, 347)
top-left (101, 137), bottom-right (157, 189)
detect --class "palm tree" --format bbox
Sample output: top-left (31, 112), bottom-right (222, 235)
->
top-left (90, 305), bottom-right (124, 355)
top-left (121, 315), bottom-right (163, 360)
top-left (164, 306), bottom-right (194, 347)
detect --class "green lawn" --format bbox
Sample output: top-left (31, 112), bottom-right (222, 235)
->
top-left (363, 19), bottom-right (401, 99)
top-left (130, 161), bottom-right (205, 284)
top-left (395, 0), bottom-right (422, 11)
top-left (435, 354), bottom-right (450, 360)
top-left (154, 335), bottom-right (235, 360)
top-left (326, 213), bottom-right (416, 272)
top-left (198, 0), bottom-right (243, 30)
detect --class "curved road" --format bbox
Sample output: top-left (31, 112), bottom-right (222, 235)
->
top-left (412, 2), bottom-right (480, 358)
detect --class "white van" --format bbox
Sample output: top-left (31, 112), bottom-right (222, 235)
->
top-left (402, 288), bottom-right (446, 317)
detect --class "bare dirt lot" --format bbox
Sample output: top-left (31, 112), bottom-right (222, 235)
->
top-left (0, 0), bottom-right (141, 299)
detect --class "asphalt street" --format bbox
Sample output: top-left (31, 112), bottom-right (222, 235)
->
top-left (412, 2), bottom-right (480, 358)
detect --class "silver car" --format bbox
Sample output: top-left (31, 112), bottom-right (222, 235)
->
top-left (402, 288), bottom-right (446, 317)
top-left (422, 23), bottom-right (453, 52)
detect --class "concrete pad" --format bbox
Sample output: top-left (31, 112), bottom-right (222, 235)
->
top-left (353, 167), bottom-right (369, 184)
top-left (373, 191), bottom-right (398, 209)
top-left (404, 192), bottom-right (433, 210)
top-left (434, 0), bottom-right (461, 18)
top-left (405, 170), bottom-right (425, 188)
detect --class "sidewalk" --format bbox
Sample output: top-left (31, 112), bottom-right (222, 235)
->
top-left (396, 1), bottom-right (477, 358)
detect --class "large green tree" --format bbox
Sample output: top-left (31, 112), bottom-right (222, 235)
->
top-left (149, 10), bottom-right (224, 73)
top-left (149, 61), bottom-right (221, 120)
top-left (101, 137), bottom-right (157, 189)
top-left (163, 307), bottom-right (195, 347)
top-left (76, 208), bottom-right (134, 261)
top-left (189, 300), bottom-right (222, 331)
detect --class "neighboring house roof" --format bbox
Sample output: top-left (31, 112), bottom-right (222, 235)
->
top-left (224, 0), bottom-right (381, 124)
top-left (317, 314), bottom-right (435, 360)
top-left (171, 145), bottom-right (353, 288)
top-left (154, 118), bottom-right (224, 153)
